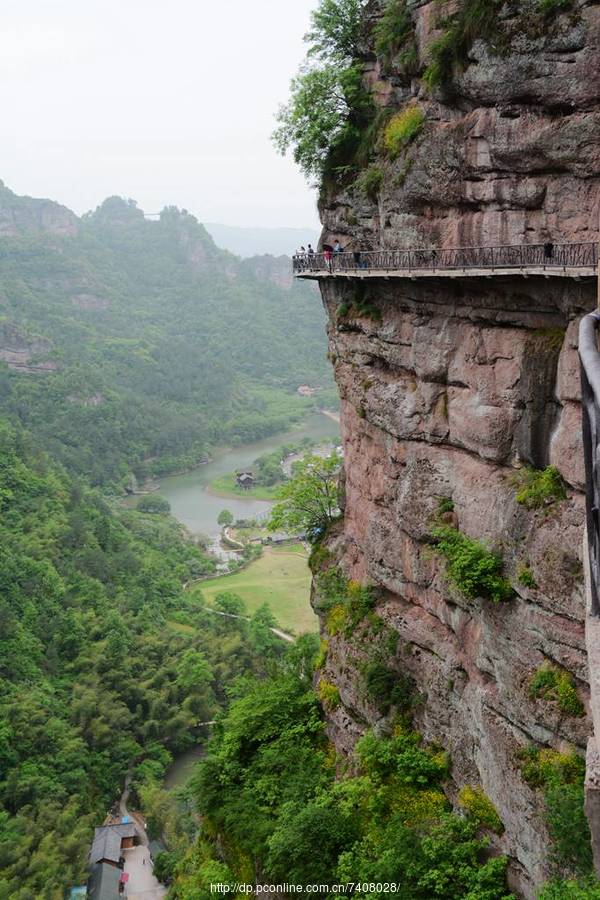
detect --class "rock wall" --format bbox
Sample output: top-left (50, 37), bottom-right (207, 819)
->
top-left (311, 4), bottom-right (600, 894)
top-left (0, 180), bottom-right (77, 237)
top-left (320, 0), bottom-right (600, 252)
top-left (314, 276), bottom-right (593, 896)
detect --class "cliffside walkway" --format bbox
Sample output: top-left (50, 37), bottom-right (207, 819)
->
top-left (293, 241), bottom-right (598, 280)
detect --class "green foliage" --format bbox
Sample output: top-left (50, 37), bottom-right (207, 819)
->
top-left (318, 678), bottom-right (341, 710)
top-left (363, 661), bottom-right (415, 716)
top-left (512, 466), bottom-right (567, 510)
top-left (519, 747), bottom-right (585, 790)
top-left (537, 0), bottom-right (573, 13)
top-left (274, 64), bottom-right (375, 182)
top-left (0, 419), bottom-right (280, 899)
top-left (268, 450), bottom-right (342, 537)
top-left (383, 105), bottom-right (425, 158)
top-left (423, 0), bottom-right (502, 89)
top-left (437, 497), bottom-right (455, 515)
top-left (171, 665), bottom-right (512, 899)
top-left (458, 786), bottom-right (504, 835)
top-left (314, 639), bottom-right (329, 670)
top-left (539, 878), bottom-right (600, 899)
top-left (354, 165), bottom-right (384, 201)
top-left (375, 0), bottom-right (416, 74)
top-left (137, 493), bottom-right (171, 514)
top-left (518, 564), bottom-right (537, 589)
top-left (316, 567), bottom-right (375, 635)
top-left (308, 543), bottom-right (333, 573)
top-left (154, 850), bottom-right (179, 884)
top-left (217, 508), bottom-right (234, 527)
top-left (273, 0), bottom-right (375, 183)
top-left (0, 191), bottom-right (331, 486)
top-left (545, 782), bottom-right (594, 875)
top-left (529, 662), bottom-right (584, 717)
top-left (337, 291), bottom-right (382, 320)
top-left (519, 746), bottom-right (592, 877)
top-left (305, 0), bottom-right (367, 62)
top-left (432, 525), bottom-right (514, 603)
top-left (214, 591), bottom-right (248, 617)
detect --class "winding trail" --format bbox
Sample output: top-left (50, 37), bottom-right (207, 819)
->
top-left (200, 604), bottom-right (295, 643)
top-left (319, 408), bottom-right (341, 424)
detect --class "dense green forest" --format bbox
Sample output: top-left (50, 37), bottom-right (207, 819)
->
top-left (0, 184), bottom-right (332, 486)
top-left (0, 418), bottom-right (288, 899)
top-left (166, 646), bottom-right (515, 899)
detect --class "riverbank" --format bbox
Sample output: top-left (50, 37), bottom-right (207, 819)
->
top-left (157, 412), bottom-right (340, 538)
top-left (207, 473), bottom-right (279, 501)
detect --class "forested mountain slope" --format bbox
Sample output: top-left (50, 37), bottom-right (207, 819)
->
top-left (0, 184), bottom-right (331, 485)
top-left (0, 417), bottom-right (291, 899)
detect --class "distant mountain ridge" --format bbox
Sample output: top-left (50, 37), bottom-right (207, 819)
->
top-left (0, 183), bottom-right (332, 486)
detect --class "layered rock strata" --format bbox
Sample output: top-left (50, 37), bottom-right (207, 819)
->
top-left (311, 3), bottom-right (600, 893)
top-left (313, 275), bottom-right (595, 896)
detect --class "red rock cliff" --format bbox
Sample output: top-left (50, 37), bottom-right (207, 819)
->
top-left (312, 1), bottom-right (600, 895)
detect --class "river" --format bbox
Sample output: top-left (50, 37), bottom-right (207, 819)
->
top-left (164, 745), bottom-right (206, 791)
top-left (160, 412), bottom-right (340, 790)
top-left (158, 412), bottom-right (340, 538)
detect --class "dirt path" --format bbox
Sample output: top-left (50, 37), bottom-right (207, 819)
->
top-left (200, 605), bottom-right (295, 643)
top-left (319, 408), bottom-right (341, 424)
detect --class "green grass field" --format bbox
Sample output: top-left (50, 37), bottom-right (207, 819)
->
top-left (195, 543), bottom-right (317, 634)
top-left (208, 471), bottom-right (280, 501)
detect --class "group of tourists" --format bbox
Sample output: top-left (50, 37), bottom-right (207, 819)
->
top-left (293, 239), bottom-right (360, 272)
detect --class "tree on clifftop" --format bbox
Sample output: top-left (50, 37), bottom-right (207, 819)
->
top-left (268, 451), bottom-right (342, 538)
top-left (273, 0), bottom-right (373, 182)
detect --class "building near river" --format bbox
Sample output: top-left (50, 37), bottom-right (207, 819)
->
top-left (236, 471), bottom-right (254, 489)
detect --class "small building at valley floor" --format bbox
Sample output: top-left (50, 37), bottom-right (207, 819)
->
top-left (236, 471), bottom-right (254, 490)
top-left (86, 861), bottom-right (122, 899)
top-left (86, 820), bottom-right (138, 898)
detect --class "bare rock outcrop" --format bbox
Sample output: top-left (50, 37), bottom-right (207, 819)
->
top-left (0, 180), bottom-right (77, 237)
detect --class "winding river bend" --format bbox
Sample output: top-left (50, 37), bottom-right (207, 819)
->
top-left (159, 411), bottom-right (340, 538)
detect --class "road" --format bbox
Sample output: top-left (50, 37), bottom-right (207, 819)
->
top-left (119, 775), bottom-right (167, 900)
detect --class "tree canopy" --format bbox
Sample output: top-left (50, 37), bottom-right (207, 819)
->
top-left (273, 0), bottom-right (373, 182)
top-left (0, 419), bottom-right (282, 899)
top-left (268, 450), bottom-right (342, 537)
top-left (0, 186), bottom-right (334, 487)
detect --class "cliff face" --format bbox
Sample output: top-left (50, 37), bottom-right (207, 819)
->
top-left (0, 180), bottom-right (78, 237)
top-left (312, 2), bottom-right (600, 896)
top-left (321, 0), bottom-right (600, 251)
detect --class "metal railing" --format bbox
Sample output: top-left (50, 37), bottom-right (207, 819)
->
top-left (293, 241), bottom-right (598, 275)
top-left (581, 312), bottom-right (600, 617)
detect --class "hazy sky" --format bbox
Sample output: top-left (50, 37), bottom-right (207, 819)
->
top-left (0, 0), bottom-right (320, 228)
